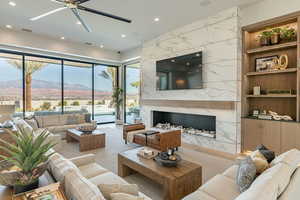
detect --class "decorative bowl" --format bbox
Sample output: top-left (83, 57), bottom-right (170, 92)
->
top-left (154, 152), bottom-right (182, 167)
top-left (0, 160), bottom-right (48, 186)
top-left (78, 124), bottom-right (97, 132)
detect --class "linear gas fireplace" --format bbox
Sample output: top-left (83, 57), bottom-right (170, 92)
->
top-left (152, 111), bottom-right (216, 138)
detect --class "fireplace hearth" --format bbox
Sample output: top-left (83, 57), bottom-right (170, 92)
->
top-left (152, 111), bottom-right (216, 139)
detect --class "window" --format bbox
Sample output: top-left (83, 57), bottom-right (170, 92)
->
top-left (94, 65), bottom-right (117, 123)
top-left (124, 63), bottom-right (141, 124)
top-left (0, 53), bottom-right (23, 118)
top-left (0, 50), bottom-right (118, 124)
top-left (63, 61), bottom-right (92, 117)
top-left (25, 57), bottom-right (62, 116)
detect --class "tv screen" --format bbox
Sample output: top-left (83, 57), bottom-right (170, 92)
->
top-left (156, 51), bottom-right (203, 90)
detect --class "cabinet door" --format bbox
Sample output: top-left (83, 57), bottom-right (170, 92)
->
top-left (242, 119), bottom-right (281, 154)
top-left (281, 122), bottom-right (300, 153)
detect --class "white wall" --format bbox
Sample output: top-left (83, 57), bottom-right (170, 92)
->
top-left (120, 47), bottom-right (141, 63)
top-left (140, 8), bottom-right (242, 154)
top-left (240, 0), bottom-right (300, 26)
top-left (0, 28), bottom-right (121, 65)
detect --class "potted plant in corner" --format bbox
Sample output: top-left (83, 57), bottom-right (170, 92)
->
top-left (111, 87), bottom-right (124, 125)
top-left (0, 127), bottom-right (55, 194)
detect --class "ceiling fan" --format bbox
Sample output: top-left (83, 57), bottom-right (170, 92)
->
top-left (30, 0), bottom-right (132, 32)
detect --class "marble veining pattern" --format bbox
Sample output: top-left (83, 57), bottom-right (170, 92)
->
top-left (140, 7), bottom-right (242, 154)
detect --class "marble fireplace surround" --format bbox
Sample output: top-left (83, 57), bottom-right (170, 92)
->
top-left (140, 7), bottom-right (242, 154)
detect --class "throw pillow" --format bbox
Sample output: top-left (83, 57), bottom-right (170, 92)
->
top-left (98, 184), bottom-right (139, 200)
top-left (271, 149), bottom-right (300, 168)
top-left (110, 193), bottom-right (144, 200)
top-left (250, 150), bottom-right (269, 174)
top-left (25, 118), bottom-right (39, 131)
top-left (256, 144), bottom-right (275, 163)
top-left (236, 156), bottom-right (257, 192)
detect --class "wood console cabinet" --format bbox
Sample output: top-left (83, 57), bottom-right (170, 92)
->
top-left (242, 118), bottom-right (300, 154)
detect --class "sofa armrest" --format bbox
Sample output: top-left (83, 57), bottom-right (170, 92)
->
top-left (48, 134), bottom-right (62, 151)
top-left (123, 123), bottom-right (145, 141)
top-left (70, 154), bottom-right (96, 167)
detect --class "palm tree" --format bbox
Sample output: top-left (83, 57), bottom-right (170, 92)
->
top-left (8, 60), bottom-right (47, 111)
top-left (130, 81), bottom-right (140, 88)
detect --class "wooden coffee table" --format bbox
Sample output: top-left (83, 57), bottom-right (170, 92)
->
top-left (118, 148), bottom-right (202, 200)
top-left (66, 129), bottom-right (105, 152)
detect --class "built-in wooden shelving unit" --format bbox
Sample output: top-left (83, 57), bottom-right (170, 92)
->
top-left (241, 12), bottom-right (300, 153)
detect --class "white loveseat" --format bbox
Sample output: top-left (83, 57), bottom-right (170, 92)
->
top-left (183, 149), bottom-right (300, 200)
top-left (48, 152), bottom-right (152, 200)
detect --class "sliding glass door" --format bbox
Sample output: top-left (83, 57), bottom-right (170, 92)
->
top-left (0, 53), bottom-right (23, 118)
top-left (0, 50), bottom-right (118, 124)
top-left (94, 65), bottom-right (117, 123)
top-left (124, 63), bottom-right (141, 124)
top-left (24, 56), bottom-right (62, 116)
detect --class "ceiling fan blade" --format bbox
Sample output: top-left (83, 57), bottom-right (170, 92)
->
top-left (77, 5), bottom-right (132, 23)
top-left (30, 7), bottom-right (67, 21)
top-left (74, 0), bottom-right (91, 4)
top-left (71, 8), bottom-right (92, 32)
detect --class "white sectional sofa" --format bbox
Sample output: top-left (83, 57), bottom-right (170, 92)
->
top-left (48, 152), bottom-right (152, 200)
top-left (183, 149), bottom-right (300, 200)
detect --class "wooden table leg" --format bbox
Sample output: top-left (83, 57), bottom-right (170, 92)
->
top-left (118, 155), bottom-right (136, 177)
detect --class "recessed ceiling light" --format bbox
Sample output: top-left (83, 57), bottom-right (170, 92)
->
top-left (9, 1), bottom-right (16, 6)
top-left (100, 45), bottom-right (104, 48)
top-left (171, 59), bottom-right (175, 63)
top-left (5, 25), bottom-right (12, 29)
top-left (60, 36), bottom-right (65, 40)
top-left (76, 21), bottom-right (82, 25)
top-left (154, 17), bottom-right (160, 22)
top-left (121, 34), bottom-right (126, 38)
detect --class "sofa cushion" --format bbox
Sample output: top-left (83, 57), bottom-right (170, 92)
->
top-left (110, 193), bottom-right (144, 200)
top-left (222, 165), bottom-right (238, 180)
top-left (79, 163), bottom-right (108, 179)
top-left (13, 118), bottom-right (33, 133)
top-left (236, 156), bottom-right (257, 192)
top-left (271, 149), bottom-right (300, 168)
top-left (234, 171), bottom-right (277, 200)
top-left (98, 184), bottom-right (139, 200)
top-left (50, 158), bottom-right (80, 184)
top-left (256, 144), bottom-right (275, 163)
top-left (255, 162), bottom-right (295, 197)
top-left (279, 168), bottom-right (300, 200)
top-left (182, 190), bottom-right (217, 200)
top-left (250, 150), bottom-right (269, 174)
top-left (89, 172), bottom-right (128, 186)
top-left (47, 123), bottom-right (92, 133)
top-left (199, 174), bottom-right (240, 200)
top-left (65, 170), bottom-right (105, 200)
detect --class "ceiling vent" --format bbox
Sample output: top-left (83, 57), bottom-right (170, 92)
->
top-left (85, 42), bottom-right (93, 46)
top-left (21, 28), bottom-right (33, 33)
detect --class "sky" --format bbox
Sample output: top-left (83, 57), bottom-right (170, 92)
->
top-left (0, 59), bottom-right (140, 94)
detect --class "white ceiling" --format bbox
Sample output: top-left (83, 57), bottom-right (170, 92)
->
top-left (0, 0), bottom-right (258, 52)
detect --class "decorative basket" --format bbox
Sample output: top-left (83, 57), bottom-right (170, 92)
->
top-left (0, 160), bottom-right (48, 186)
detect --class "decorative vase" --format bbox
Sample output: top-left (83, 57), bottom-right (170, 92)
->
top-left (271, 34), bottom-right (280, 45)
top-left (260, 37), bottom-right (271, 46)
top-left (14, 180), bottom-right (39, 194)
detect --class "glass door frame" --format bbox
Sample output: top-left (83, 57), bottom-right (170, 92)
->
top-left (0, 49), bottom-right (119, 124)
top-left (123, 61), bottom-right (141, 124)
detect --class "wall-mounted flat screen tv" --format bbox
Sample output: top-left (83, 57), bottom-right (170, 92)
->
top-left (156, 51), bottom-right (203, 90)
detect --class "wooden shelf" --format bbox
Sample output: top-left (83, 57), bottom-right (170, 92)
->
top-left (246, 94), bottom-right (297, 98)
top-left (246, 68), bottom-right (297, 76)
top-left (246, 41), bottom-right (297, 54)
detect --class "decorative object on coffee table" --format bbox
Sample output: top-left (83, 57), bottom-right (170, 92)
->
top-left (77, 123), bottom-right (97, 133)
top-left (118, 147), bottom-right (202, 200)
top-left (154, 151), bottom-right (182, 167)
top-left (66, 129), bottom-right (105, 152)
top-left (0, 127), bottom-right (55, 194)
top-left (137, 147), bottom-right (158, 159)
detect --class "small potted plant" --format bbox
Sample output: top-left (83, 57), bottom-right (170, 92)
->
top-left (280, 27), bottom-right (297, 42)
top-left (111, 87), bottom-right (124, 125)
top-left (0, 127), bottom-right (55, 193)
top-left (271, 27), bottom-right (281, 45)
top-left (258, 30), bottom-right (272, 46)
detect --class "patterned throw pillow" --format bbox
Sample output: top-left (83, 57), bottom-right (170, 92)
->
top-left (236, 156), bottom-right (257, 192)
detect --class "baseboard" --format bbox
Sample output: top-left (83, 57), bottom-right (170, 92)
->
top-left (182, 142), bottom-right (237, 160)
